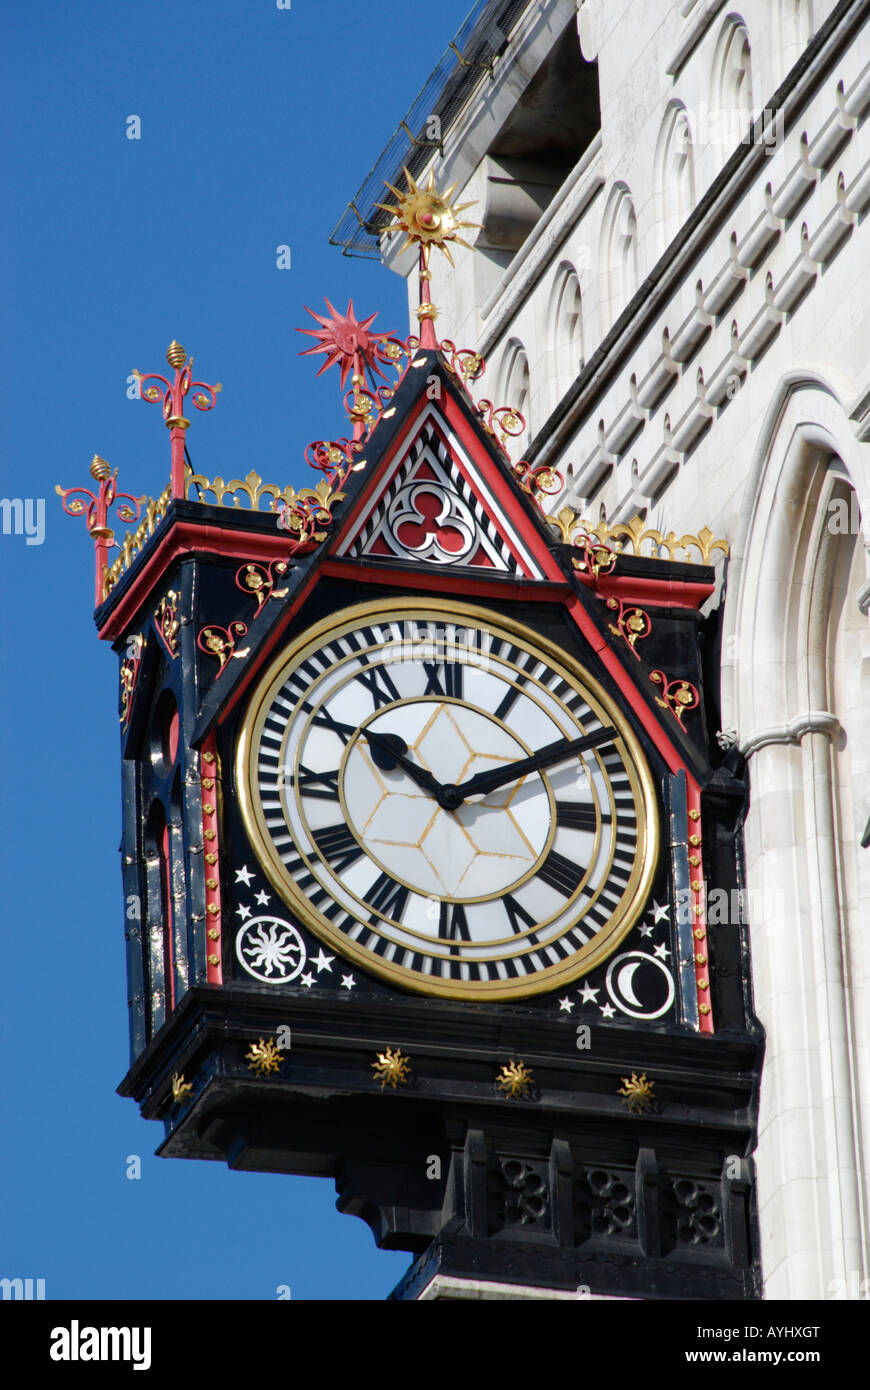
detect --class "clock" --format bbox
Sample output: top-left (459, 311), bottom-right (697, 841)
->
top-left (236, 598), bottom-right (659, 999)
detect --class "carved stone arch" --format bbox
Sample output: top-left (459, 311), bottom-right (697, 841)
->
top-left (496, 337), bottom-right (531, 453)
top-left (600, 182), bottom-right (638, 329)
top-left (723, 375), bottom-right (870, 1299)
top-left (711, 14), bottom-right (754, 143)
top-left (655, 101), bottom-right (695, 254)
top-left (547, 261), bottom-right (584, 409)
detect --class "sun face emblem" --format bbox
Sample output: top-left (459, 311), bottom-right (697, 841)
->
top-left (376, 168), bottom-right (479, 267)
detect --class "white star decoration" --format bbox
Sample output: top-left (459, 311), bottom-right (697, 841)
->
top-left (559, 996), bottom-right (575, 1013)
top-left (300, 972), bottom-right (316, 988)
top-left (578, 982), bottom-right (599, 1004)
top-left (639, 920), bottom-right (655, 938)
top-left (312, 949), bottom-right (334, 973)
top-left (255, 889), bottom-right (271, 905)
top-left (653, 942), bottom-right (671, 960)
top-left (235, 866), bottom-right (254, 887)
top-left (651, 900), bottom-right (670, 923)
top-left (600, 1002), bottom-right (616, 1019)
top-left (235, 903), bottom-right (252, 921)
top-left (340, 974), bottom-right (356, 991)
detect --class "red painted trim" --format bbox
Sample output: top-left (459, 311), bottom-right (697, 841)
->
top-left (685, 777), bottom-right (715, 1034)
top-left (160, 822), bottom-right (176, 1013)
top-left (201, 733), bottom-right (223, 986)
top-left (98, 521), bottom-right (291, 642)
top-left (575, 571), bottom-right (715, 611)
top-left (319, 557), bottom-right (571, 602)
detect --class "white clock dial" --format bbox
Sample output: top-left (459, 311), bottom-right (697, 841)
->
top-left (237, 599), bottom-right (658, 999)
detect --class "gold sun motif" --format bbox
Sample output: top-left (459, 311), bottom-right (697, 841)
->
top-left (371, 1046), bottom-right (412, 1090)
top-left (246, 1037), bottom-right (283, 1077)
top-left (376, 168), bottom-right (479, 267)
top-left (496, 1059), bottom-right (534, 1100)
top-left (618, 1072), bottom-right (655, 1113)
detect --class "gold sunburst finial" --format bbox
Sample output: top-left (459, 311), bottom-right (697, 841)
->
top-left (496, 1059), bottom-right (534, 1100)
top-left (371, 1046), bottom-right (412, 1090)
top-left (245, 1037), bottom-right (283, 1077)
top-left (171, 1073), bottom-right (193, 1104)
top-left (376, 167), bottom-right (479, 269)
top-left (618, 1072), bottom-right (655, 1113)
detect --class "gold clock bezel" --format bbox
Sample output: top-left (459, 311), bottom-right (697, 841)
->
top-left (236, 597), bottom-right (660, 1000)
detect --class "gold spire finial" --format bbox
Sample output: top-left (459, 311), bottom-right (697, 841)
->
top-left (166, 340), bottom-right (187, 370)
top-left (90, 454), bottom-right (111, 482)
top-left (376, 168), bottom-right (479, 269)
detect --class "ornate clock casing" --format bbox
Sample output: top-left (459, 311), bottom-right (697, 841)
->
top-left (79, 323), bottom-right (762, 1300)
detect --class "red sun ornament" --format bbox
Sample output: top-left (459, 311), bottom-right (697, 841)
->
top-left (297, 299), bottom-right (397, 391)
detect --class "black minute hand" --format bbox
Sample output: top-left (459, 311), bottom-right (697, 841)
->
top-left (441, 727), bottom-right (616, 808)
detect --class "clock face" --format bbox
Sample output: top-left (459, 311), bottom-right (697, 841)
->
top-left (237, 599), bottom-right (658, 999)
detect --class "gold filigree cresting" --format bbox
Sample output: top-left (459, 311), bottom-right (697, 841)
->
top-left (103, 481), bottom-right (173, 599)
top-left (618, 1072), bottom-right (655, 1114)
top-left (496, 1059), bottom-right (535, 1100)
top-left (371, 1046), bottom-right (412, 1090)
top-left (235, 560), bottom-right (289, 612)
top-left (548, 510), bottom-right (730, 565)
top-left (245, 1038), bottom-right (283, 1077)
top-left (198, 620), bottom-right (250, 675)
top-left (186, 467), bottom-right (304, 511)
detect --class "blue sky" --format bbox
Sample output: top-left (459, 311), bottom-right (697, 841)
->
top-left (1, 0), bottom-right (476, 1301)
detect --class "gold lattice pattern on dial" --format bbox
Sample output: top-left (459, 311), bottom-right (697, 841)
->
top-left (346, 702), bottom-right (545, 900)
top-left (245, 1037), bottom-right (283, 1077)
top-left (371, 1046), bottom-right (412, 1089)
top-left (618, 1072), bottom-right (655, 1113)
top-left (496, 1059), bottom-right (534, 1100)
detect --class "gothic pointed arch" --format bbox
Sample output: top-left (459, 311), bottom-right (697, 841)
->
top-left (711, 16), bottom-right (754, 141)
top-left (548, 261), bottom-right (584, 406)
top-left (497, 337), bottom-right (531, 452)
top-left (601, 183), bottom-right (638, 327)
top-left (723, 374), bottom-right (870, 1298)
top-left (655, 102), bottom-right (695, 253)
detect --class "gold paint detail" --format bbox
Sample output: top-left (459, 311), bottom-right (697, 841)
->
top-left (202, 752), bottom-right (215, 765)
top-left (376, 167), bottom-right (479, 269)
top-left (689, 854), bottom-right (701, 866)
top-left (371, 1046), bottom-right (412, 1089)
top-left (689, 834), bottom-right (701, 847)
top-left (103, 480), bottom-right (173, 598)
top-left (206, 953), bottom-right (219, 967)
top-left (202, 802), bottom-right (215, 816)
top-left (202, 777), bottom-right (214, 790)
top-left (694, 928), bottom-right (706, 940)
top-left (235, 598), bottom-right (660, 1002)
top-left (697, 979), bottom-right (709, 990)
top-left (691, 879), bottom-right (703, 891)
top-left (204, 828), bottom-right (216, 842)
top-left (246, 1037), bottom-right (282, 1077)
top-left (207, 903), bottom-right (219, 916)
top-left (207, 928), bottom-right (220, 941)
top-left (155, 590), bottom-right (180, 658)
top-left (166, 341), bottom-right (187, 369)
top-left (204, 852), bottom-right (218, 865)
top-left (618, 1072), bottom-right (655, 1113)
top-left (695, 954), bottom-right (707, 965)
top-left (496, 1059), bottom-right (534, 1100)
top-left (171, 1073), bottom-right (193, 1103)
top-left (206, 877), bottom-right (218, 890)
top-left (699, 1002), bottom-right (711, 1015)
top-left (548, 510), bottom-right (729, 566)
top-left (688, 810), bottom-right (701, 822)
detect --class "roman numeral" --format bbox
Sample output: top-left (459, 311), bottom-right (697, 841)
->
top-left (366, 872), bottom-right (409, 921)
top-left (304, 706), bottom-right (354, 744)
top-left (423, 661), bottom-right (463, 698)
top-left (439, 901), bottom-right (470, 946)
top-left (555, 802), bottom-right (609, 831)
top-left (294, 765), bottom-right (340, 800)
top-left (312, 824), bottom-right (365, 875)
top-left (494, 676), bottom-right (527, 721)
top-left (354, 662), bottom-right (400, 710)
top-left (503, 894), bottom-right (537, 934)
top-left (537, 849), bottom-right (585, 897)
